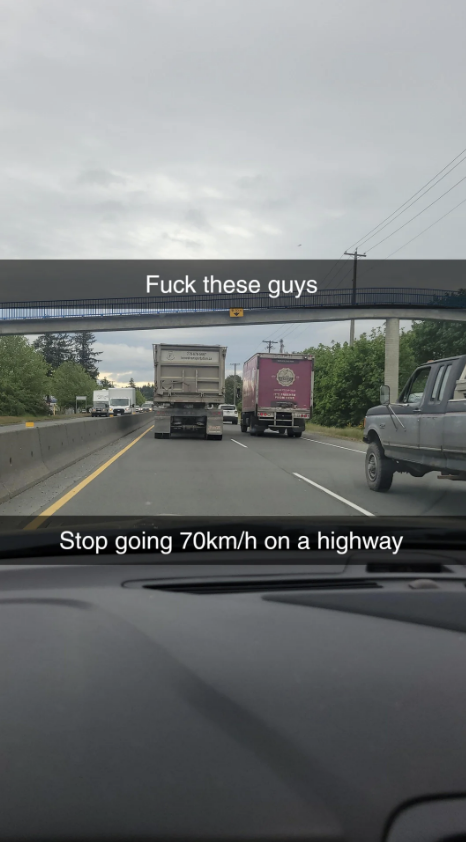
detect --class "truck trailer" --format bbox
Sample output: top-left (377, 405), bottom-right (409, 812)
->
top-left (152, 344), bottom-right (226, 439)
top-left (241, 353), bottom-right (314, 437)
top-left (108, 387), bottom-right (136, 416)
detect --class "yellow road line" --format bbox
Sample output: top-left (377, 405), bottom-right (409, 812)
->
top-left (24, 424), bottom-right (154, 531)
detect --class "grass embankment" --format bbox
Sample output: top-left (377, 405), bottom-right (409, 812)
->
top-left (305, 421), bottom-right (365, 442)
top-left (0, 414), bottom-right (79, 427)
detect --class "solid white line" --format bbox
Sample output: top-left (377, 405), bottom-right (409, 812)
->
top-left (231, 439), bottom-right (248, 448)
top-left (293, 472), bottom-right (374, 516)
top-left (303, 437), bottom-right (365, 454)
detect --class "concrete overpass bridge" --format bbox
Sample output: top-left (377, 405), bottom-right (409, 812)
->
top-left (1, 287), bottom-right (465, 397)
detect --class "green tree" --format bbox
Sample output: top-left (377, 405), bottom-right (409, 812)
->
top-left (72, 332), bottom-right (102, 379)
top-left (302, 327), bottom-right (415, 427)
top-left (0, 336), bottom-right (50, 416)
top-left (128, 377), bottom-right (136, 388)
top-left (225, 374), bottom-right (242, 404)
top-left (98, 376), bottom-right (114, 388)
top-left (33, 333), bottom-right (74, 370)
top-left (135, 389), bottom-right (145, 406)
top-left (408, 319), bottom-right (466, 367)
top-left (141, 383), bottom-right (154, 400)
top-left (52, 361), bottom-right (97, 411)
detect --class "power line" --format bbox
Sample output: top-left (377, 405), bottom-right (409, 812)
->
top-left (353, 152), bottom-right (466, 250)
top-left (365, 171), bottom-right (466, 253)
top-left (384, 194), bottom-right (466, 258)
top-left (318, 252), bottom-right (348, 289)
top-left (346, 144), bottom-right (466, 252)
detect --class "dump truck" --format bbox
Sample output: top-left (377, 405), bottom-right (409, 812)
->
top-left (152, 344), bottom-right (226, 439)
top-left (241, 353), bottom-right (314, 437)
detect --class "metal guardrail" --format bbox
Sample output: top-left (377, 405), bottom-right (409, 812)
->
top-left (1, 288), bottom-right (465, 321)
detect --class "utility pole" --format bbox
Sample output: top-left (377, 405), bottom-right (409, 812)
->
top-left (231, 363), bottom-right (239, 408)
top-left (344, 247), bottom-right (366, 345)
top-left (263, 340), bottom-right (278, 353)
top-left (279, 339), bottom-right (285, 353)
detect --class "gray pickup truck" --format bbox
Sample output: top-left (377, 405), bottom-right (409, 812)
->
top-left (91, 401), bottom-right (110, 418)
top-left (363, 354), bottom-right (466, 491)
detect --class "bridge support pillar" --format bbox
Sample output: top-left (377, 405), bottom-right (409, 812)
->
top-left (384, 318), bottom-right (400, 401)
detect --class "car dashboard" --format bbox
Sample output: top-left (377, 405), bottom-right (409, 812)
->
top-left (0, 559), bottom-right (465, 842)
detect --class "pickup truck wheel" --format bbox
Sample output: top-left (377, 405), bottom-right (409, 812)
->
top-left (365, 441), bottom-right (394, 492)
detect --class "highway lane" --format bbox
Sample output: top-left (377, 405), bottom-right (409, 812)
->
top-left (1, 422), bottom-right (465, 520)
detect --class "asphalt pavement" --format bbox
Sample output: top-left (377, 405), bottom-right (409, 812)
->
top-left (1, 422), bottom-right (465, 519)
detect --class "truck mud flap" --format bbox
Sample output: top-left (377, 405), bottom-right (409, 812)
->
top-left (153, 417), bottom-right (171, 434)
top-left (206, 423), bottom-right (223, 436)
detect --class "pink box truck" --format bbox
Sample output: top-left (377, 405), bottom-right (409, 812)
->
top-left (241, 353), bottom-right (314, 438)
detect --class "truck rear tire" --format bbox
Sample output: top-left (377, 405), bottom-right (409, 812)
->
top-left (250, 417), bottom-right (265, 436)
top-left (286, 428), bottom-right (294, 437)
top-left (365, 441), bottom-right (394, 492)
top-left (294, 431), bottom-right (303, 438)
top-left (241, 423), bottom-right (248, 433)
top-left (278, 429), bottom-right (286, 435)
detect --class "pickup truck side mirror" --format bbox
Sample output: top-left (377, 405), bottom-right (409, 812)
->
top-left (380, 384), bottom-right (390, 405)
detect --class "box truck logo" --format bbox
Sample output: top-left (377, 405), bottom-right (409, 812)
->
top-left (276, 368), bottom-right (296, 387)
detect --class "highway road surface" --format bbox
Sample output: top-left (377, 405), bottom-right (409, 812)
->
top-left (1, 420), bottom-right (466, 521)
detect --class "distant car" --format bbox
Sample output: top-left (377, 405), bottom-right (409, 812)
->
top-left (141, 402), bottom-right (154, 412)
top-left (219, 404), bottom-right (238, 424)
top-left (135, 406), bottom-right (143, 413)
top-left (91, 402), bottom-right (110, 418)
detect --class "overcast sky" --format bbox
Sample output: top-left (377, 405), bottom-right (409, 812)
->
top-left (2, 0), bottom-right (466, 383)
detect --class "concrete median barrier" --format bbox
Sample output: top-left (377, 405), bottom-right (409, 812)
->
top-left (0, 414), bottom-right (151, 503)
top-left (0, 427), bottom-right (48, 502)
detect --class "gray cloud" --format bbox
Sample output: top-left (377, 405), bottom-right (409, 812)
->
top-left (184, 207), bottom-right (210, 229)
top-left (77, 169), bottom-right (126, 188)
top-left (1, 0), bottom-right (465, 262)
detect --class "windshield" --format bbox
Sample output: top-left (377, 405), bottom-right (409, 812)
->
top-left (0, 1), bottom-right (465, 569)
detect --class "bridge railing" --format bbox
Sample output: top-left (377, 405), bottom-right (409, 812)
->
top-left (1, 288), bottom-right (465, 320)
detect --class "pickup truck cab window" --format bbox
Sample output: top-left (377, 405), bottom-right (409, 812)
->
top-left (431, 366), bottom-right (445, 402)
top-left (438, 364), bottom-right (452, 402)
top-left (400, 366), bottom-right (431, 405)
